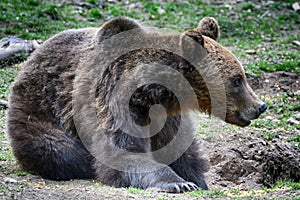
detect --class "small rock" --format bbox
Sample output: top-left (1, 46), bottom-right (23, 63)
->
top-left (107, 0), bottom-right (118, 3)
top-left (287, 118), bottom-right (299, 125)
top-left (248, 143), bottom-right (254, 148)
top-left (292, 40), bottom-right (300, 48)
top-left (266, 1), bottom-right (274, 6)
top-left (0, 99), bottom-right (8, 107)
top-left (219, 181), bottom-right (228, 187)
top-left (272, 119), bottom-right (280, 123)
top-left (224, 4), bottom-right (233, 9)
top-left (4, 177), bottom-right (18, 183)
top-left (157, 7), bottom-right (166, 15)
top-left (292, 2), bottom-right (300, 11)
top-left (295, 113), bottom-right (300, 120)
top-left (265, 116), bottom-right (273, 120)
top-left (245, 49), bottom-right (256, 55)
top-left (237, 179), bottom-right (245, 184)
top-left (125, 2), bottom-right (142, 9)
top-left (227, 12), bottom-right (235, 16)
top-left (259, 140), bottom-right (267, 146)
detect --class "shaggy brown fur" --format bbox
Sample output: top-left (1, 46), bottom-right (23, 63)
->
top-left (7, 17), bottom-right (266, 193)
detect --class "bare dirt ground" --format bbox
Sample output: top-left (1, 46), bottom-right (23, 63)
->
top-left (0, 71), bottom-right (299, 200)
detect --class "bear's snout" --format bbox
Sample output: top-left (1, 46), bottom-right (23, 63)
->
top-left (226, 99), bottom-right (267, 127)
top-left (239, 102), bottom-right (267, 126)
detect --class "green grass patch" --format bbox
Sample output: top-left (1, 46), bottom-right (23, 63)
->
top-left (1, 1), bottom-right (71, 40)
top-left (290, 135), bottom-right (300, 148)
top-left (187, 189), bottom-right (225, 198)
top-left (0, 132), bottom-right (30, 176)
top-left (0, 109), bottom-right (6, 129)
top-left (127, 186), bottom-right (145, 194)
top-left (273, 180), bottom-right (300, 190)
top-left (0, 65), bottom-right (20, 100)
top-left (224, 181), bottom-right (300, 199)
top-left (0, 184), bottom-right (20, 194)
top-left (251, 92), bottom-right (300, 136)
top-left (89, 8), bottom-right (104, 19)
top-left (0, 145), bottom-right (13, 162)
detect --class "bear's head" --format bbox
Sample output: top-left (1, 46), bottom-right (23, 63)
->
top-left (95, 17), bottom-right (266, 127)
top-left (183, 17), bottom-right (267, 127)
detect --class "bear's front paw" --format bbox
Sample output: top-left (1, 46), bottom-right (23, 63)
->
top-left (152, 181), bottom-right (198, 193)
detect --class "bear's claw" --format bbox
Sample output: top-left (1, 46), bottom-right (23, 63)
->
top-left (154, 181), bottom-right (198, 193)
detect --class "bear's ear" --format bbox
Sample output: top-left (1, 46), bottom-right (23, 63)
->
top-left (196, 17), bottom-right (220, 41)
top-left (180, 29), bottom-right (207, 63)
top-left (183, 30), bottom-right (204, 46)
top-left (96, 17), bottom-right (143, 43)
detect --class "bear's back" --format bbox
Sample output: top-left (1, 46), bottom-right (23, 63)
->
top-left (9, 28), bottom-right (98, 132)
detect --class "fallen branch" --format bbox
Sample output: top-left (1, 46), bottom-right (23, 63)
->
top-left (259, 10), bottom-right (270, 19)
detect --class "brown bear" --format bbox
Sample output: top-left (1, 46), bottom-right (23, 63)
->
top-left (7, 17), bottom-right (266, 193)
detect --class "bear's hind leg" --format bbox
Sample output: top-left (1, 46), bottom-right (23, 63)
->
top-left (7, 113), bottom-right (95, 180)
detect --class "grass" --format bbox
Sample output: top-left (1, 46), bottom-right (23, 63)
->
top-left (127, 186), bottom-right (147, 194)
top-left (221, 181), bottom-right (300, 199)
top-left (290, 134), bottom-right (300, 148)
top-left (187, 189), bottom-right (225, 198)
top-left (0, 109), bottom-right (6, 130)
top-left (251, 92), bottom-right (300, 142)
top-left (0, 137), bottom-right (13, 162)
top-left (0, 65), bottom-right (19, 100)
top-left (273, 181), bottom-right (300, 190)
top-left (0, 129), bottom-right (30, 176)
top-left (0, 132), bottom-right (27, 176)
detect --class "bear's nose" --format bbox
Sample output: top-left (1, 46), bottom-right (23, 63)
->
top-left (258, 103), bottom-right (267, 113)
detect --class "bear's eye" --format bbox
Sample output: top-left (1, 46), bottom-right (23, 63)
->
top-left (232, 77), bottom-right (242, 87)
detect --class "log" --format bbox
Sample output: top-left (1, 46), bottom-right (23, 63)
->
top-left (0, 37), bottom-right (41, 68)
